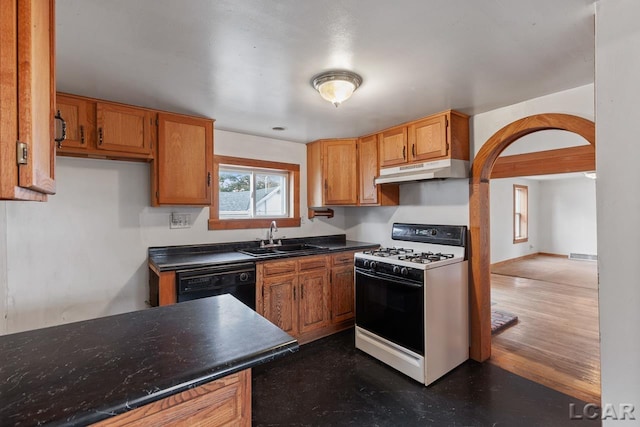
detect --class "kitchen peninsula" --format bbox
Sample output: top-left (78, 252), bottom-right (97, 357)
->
top-left (0, 295), bottom-right (297, 426)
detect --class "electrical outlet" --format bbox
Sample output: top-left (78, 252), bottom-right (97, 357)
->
top-left (170, 212), bottom-right (191, 229)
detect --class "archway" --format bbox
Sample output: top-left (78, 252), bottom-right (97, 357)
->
top-left (468, 113), bottom-right (595, 362)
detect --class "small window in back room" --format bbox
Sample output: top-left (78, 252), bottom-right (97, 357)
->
top-left (513, 184), bottom-right (528, 243)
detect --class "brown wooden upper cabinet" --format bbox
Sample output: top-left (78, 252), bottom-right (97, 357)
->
top-left (379, 126), bottom-right (408, 168)
top-left (96, 102), bottom-right (154, 155)
top-left (379, 110), bottom-right (470, 168)
top-left (56, 94), bottom-right (94, 150)
top-left (0, 0), bottom-right (56, 201)
top-left (307, 139), bottom-right (357, 207)
top-left (307, 137), bottom-right (398, 208)
top-left (56, 94), bottom-right (154, 161)
top-left (408, 114), bottom-right (448, 161)
top-left (323, 139), bottom-right (359, 205)
top-left (152, 113), bottom-right (213, 206)
top-left (357, 134), bottom-right (399, 206)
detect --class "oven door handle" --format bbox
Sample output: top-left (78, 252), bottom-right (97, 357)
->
top-left (356, 270), bottom-right (424, 289)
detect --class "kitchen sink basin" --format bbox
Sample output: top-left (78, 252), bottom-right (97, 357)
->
top-left (238, 243), bottom-right (328, 257)
top-left (274, 243), bottom-right (325, 252)
top-left (238, 247), bottom-right (280, 256)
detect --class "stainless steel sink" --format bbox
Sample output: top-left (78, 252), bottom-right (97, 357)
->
top-left (238, 247), bottom-right (280, 256)
top-left (275, 243), bottom-right (324, 252)
top-left (238, 243), bottom-right (327, 257)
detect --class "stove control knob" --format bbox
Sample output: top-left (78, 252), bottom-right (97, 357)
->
top-left (392, 266), bottom-right (400, 274)
top-left (239, 272), bottom-right (249, 281)
top-left (363, 260), bottom-right (370, 268)
top-left (400, 267), bottom-right (409, 276)
top-left (370, 262), bottom-right (377, 270)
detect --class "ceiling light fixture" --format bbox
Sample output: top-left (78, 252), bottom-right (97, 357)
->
top-left (311, 70), bottom-right (363, 107)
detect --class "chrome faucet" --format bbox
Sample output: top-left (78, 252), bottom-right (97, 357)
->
top-left (268, 221), bottom-right (278, 245)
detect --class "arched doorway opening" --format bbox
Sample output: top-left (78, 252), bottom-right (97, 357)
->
top-left (468, 113), bottom-right (596, 362)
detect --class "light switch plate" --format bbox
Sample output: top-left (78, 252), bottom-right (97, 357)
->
top-left (170, 212), bottom-right (191, 229)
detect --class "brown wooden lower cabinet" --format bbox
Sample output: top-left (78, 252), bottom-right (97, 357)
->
top-left (262, 273), bottom-right (298, 336)
top-left (257, 251), bottom-right (357, 344)
top-left (330, 264), bottom-right (356, 324)
top-left (93, 369), bottom-right (251, 427)
top-left (149, 250), bottom-right (360, 344)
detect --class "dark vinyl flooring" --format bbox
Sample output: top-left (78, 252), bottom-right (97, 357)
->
top-left (252, 329), bottom-right (600, 427)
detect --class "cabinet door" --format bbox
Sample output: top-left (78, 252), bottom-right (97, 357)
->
top-left (96, 102), bottom-right (153, 154)
top-left (306, 140), bottom-right (323, 208)
top-left (56, 94), bottom-right (94, 150)
top-left (358, 135), bottom-right (379, 205)
top-left (331, 264), bottom-right (355, 324)
top-left (379, 126), bottom-right (407, 167)
top-left (298, 270), bottom-right (330, 334)
top-left (408, 115), bottom-right (448, 162)
top-left (16, 0), bottom-right (56, 195)
top-left (263, 275), bottom-right (298, 336)
top-left (322, 139), bottom-right (358, 205)
top-left (155, 113), bottom-right (213, 205)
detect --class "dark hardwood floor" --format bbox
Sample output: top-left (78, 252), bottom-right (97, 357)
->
top-left (490, 254), bottom-right (600, 404)
top-left (252, 329), bottom-right (599, 426)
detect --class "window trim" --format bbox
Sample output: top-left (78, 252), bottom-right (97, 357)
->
top-left (209, 155), bottom-right (301, 230)
top-left (513, 184), bottom-right (528, 243)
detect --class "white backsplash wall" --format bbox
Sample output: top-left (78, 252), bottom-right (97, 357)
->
top-left (1, 130), bottom-right (345, 334)
top-left (344, 179), bottom-right (470, 247)
top-left (538, 177), bottom-right (597, 256)
top-left (490, 178), bottom-right (540, 264)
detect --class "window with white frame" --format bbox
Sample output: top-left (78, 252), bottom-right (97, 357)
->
top-left (218, 166), bottom-right (288, 219)
top-left (513, 184), bottom-right (528, 243)
top-left (209, 155), bottom-right (301, 230)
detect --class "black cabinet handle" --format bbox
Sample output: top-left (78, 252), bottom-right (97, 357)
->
top-left (80, 125), bottom-right (85, 144)
top-left (98, 128), bottom-right (103, 145)
top-left (54, 110), bottom-right (66, 148)
top-left (412, 144), bottom-right (416, 157)
top-left (402, 146), bottom-right (406, 159)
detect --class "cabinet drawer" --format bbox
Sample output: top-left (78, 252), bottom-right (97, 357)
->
top-left (332, 252), bottom-right (355, 266)
top-left (262, 260), bottom-right (297, 277)
top-left (298, 255), bottom-right (328, 272)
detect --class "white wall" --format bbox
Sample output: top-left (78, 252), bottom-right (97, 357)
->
top-left (596, 0), bottom-right (640, 422)
top-left (344, 179), bottom-right (469, 247)
top-left (0, 129), bottom-right (345, 334)
top-left (490, 175), bottom-right (597, 263)
top-left (490, 178), bottom-right (539, 264)
top-left (538, 177), bottom-right (597, 256)
top-left (470, 84), bottom-right (594, 157)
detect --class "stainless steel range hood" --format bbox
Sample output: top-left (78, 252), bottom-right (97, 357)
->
top-left (374, 158), bottom-right (469, 185)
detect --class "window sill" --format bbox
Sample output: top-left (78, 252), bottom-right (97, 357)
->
top-left (208, 217), bottom-right (301, 230)
top-left (513, 238), bottom-right (529, 244)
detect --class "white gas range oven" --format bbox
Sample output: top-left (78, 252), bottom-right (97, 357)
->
top-left (354, 223), bottom-right (469, 385)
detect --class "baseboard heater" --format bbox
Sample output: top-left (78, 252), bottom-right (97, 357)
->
top-left (569, 253), bottom-right (598, 261)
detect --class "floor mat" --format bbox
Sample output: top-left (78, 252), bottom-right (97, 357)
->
top-left (491, 310), bottom-right (518, 335)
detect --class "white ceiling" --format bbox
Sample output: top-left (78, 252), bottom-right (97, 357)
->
top-left (55, 0), bottom-right (596, 143)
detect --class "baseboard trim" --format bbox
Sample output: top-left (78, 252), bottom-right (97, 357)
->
top-left (491, 252), bottom-right (568, 269)
top-left (537, 252), bottom-right (567, 258)
top-left (491, 253), bottom-right (538, 269)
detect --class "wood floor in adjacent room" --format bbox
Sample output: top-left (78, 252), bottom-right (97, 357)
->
top-left (490, 254), bottom-right (601, 404)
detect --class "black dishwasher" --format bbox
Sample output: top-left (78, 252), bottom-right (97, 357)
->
top-left (176, 262), bottom-right (256, 309)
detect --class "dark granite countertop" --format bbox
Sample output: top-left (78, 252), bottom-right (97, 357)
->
top-left (149, 234), bottom-right (379, 271)
top-left (0, 295), bottom-right (298, 426)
